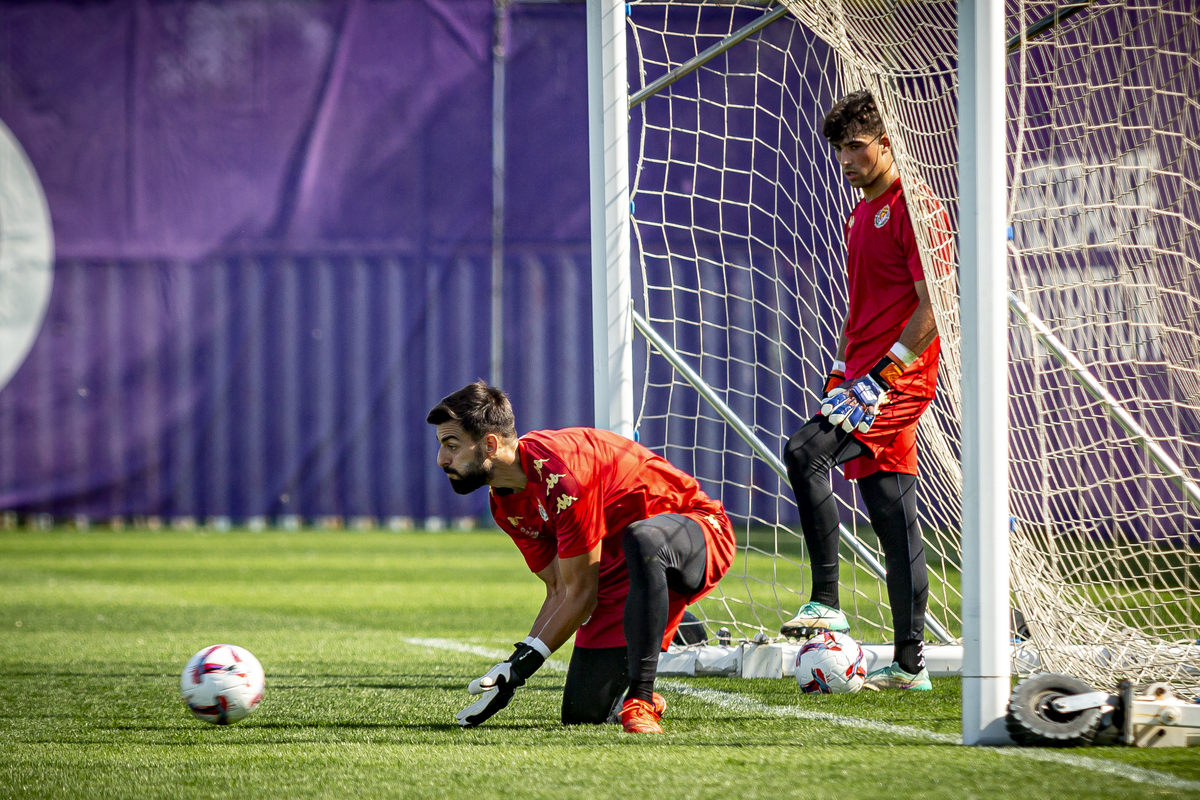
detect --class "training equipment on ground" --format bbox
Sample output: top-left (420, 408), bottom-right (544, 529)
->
top-left (617, 0), bottom-right (1200, 701)
top-left (1005, 672), bottom-right (1113, 747)
top-left (673, 609), bottom-right (708, 645)
top-left (180, 644), bottom-right (265, 725)
top-left (863, 662), bottom-right (933, 692)
top-left (780, 601), bottom-right (850, 640)
top-left (1005, 674), bottom-right (1200, 748)
top-left (795, 631), bottom-right (867, 694)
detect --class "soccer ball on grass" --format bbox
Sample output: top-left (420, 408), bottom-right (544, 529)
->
top-left (180, 644), bottom-right (265, 724)
top-left (795, 631), bottom-right (866, 694)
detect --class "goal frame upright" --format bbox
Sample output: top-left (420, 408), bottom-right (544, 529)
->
top-left (587, 0), bottom-right (635, 439)
top-left (958, 0), bottom-right (1011, 746)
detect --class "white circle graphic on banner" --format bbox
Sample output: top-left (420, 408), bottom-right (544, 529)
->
top-left (0, 117), bottom-right (54, 392)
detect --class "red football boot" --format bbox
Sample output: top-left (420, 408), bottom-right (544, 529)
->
top-left (651, 692), bottom-right (667, 720)
top-left (620, 698), bottom-right (664, 734)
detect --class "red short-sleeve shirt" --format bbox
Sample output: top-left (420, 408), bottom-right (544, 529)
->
top-left (489, 428), bottom-right (737, 648)
top-left (491, 428), bottom-right (727, 572)
top-left (842, 177), bottom-right (947, 398)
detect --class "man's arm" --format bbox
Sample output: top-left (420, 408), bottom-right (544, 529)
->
top-left (454, 544), bottom-right (600, 728)
top-left (821, 280), bottom-right (939, 433)
top-left (895, 279), bottom-right (938, 357)
top-left (531, 543), bottom-right (602, 652)
top-left (526, 558), bottom-right (567, 639)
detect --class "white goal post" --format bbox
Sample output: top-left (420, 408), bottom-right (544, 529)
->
top-left (588, 0), bottom-right (1200, 746)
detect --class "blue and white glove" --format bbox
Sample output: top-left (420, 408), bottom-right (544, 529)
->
top-left (820, 355), bottom-right (904, 434)
top-left (456, 639), bottom-right (547, 728)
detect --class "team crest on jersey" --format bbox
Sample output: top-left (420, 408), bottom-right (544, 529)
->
top-left (874, 205), bottom-right (890, 228)
top-left (537, 500), bottom-right (549, 521)
top-left (555, 494), bottom-right (577, 513)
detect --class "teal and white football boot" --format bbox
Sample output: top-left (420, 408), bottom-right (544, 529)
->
top-left (779, 601), bottom-right (850, 639)
top-left (863, 662), bottom-right (932, 691)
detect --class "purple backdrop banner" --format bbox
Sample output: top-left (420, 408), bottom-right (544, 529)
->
top-left (0, 0), bottom-right (594, 522)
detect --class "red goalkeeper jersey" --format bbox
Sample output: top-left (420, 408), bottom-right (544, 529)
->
top-left (489, 427), bottom-right (736, 648)
top-left (842, 177), bottom-right (949, 399)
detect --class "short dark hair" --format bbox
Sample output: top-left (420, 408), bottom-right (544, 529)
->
top-left (426, 380), bottom-right (518, 442)
top-left (822, 90), bottom-right (885, 144)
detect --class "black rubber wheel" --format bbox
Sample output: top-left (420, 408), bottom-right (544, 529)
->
top-left (1006, 673), bottom-right (1104, 747)
top-left (672, 610), bottom-right (708, 646)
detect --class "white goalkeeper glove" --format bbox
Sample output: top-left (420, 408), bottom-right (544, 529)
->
top-left (821, 355), bottom-right (904, 434)
top-left (456, 639), bottom-right (548, 728)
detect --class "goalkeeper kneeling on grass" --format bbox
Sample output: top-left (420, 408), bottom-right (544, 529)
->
top-left (778, 90), bottom-right (951, 692)
top-left (427, 381), bottom-right (736, 733)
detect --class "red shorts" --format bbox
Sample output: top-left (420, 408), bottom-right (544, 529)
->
top-left (574, 510), bottom-right (737, 650)
top-left (843, 392), bottom-right (933, 480)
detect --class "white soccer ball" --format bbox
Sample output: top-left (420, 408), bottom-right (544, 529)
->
top-left (180, 644), bottom-right (265, 724)
top-left (795, 631), bottom-right (866, 694)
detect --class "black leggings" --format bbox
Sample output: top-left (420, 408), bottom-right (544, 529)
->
top-left (561, 514), bottom-right (708, 722)
top-left (783, 415), bottom-right (928, 655)
top-left (562, 645), bottom-right (628, 725)
top-left (621, 513), bottom-right (708, 703)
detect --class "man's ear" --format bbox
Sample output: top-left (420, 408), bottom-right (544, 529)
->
top-left (879, 133), bottom-right (891, 152)
top-left (485, 432), bottom-right (500, 456)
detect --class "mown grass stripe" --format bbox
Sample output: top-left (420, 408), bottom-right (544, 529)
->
top-left (406, 636), bottom-right (1200, 792)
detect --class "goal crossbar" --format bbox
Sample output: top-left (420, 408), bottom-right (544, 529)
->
top-left (632, 309), bottom-right (956, 645)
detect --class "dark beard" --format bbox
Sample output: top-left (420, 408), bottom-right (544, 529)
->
top-left (445, 460), bottom-right (490, 495)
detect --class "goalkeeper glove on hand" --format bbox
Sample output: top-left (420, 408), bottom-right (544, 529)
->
top-left (457, 641), bottom-right (547, 728)
top-left (820, 355), bottom-right (904, 434)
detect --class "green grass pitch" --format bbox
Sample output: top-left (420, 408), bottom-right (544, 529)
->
top-left (2, 529), bottom-right (1199, 799)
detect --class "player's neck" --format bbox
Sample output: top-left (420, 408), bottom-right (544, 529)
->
top-left (488, 447), bottom-right (529, 492)
top-left (860, 163), bottom-right (899, 202)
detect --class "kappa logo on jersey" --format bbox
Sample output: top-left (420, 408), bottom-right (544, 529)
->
top-left (532, 458), bottom-right (548, 478)
top-left (555, 494), bottom-right (577, 513)
top-left (874, 205), bottom-right (890, 227)
top-left (847, 213), bottom-right (855, 228)
top-left (537, 500), bottom-right (549, 521)
top-left (506, 514), bottom-right (539, 538)
top-left (545, 473), bottom-right (565, 491)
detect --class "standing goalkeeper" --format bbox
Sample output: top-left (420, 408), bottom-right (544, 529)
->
top-left (427, 381), bottom-right (736, 732)
top-left (779, 90), bottom-right (948, 691)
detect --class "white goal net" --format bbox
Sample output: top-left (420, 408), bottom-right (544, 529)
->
top-left (628, 0), bottom-right (1200, 693)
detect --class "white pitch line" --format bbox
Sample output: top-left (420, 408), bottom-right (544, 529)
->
top-left (991, 747), bottom-right (1200, 792)
top-left (403, 638), bottom-right (568, 671)
top-left (655, 680), bottom-right (960, 744)
top-left (405, 637), bottom-right (1200, 791)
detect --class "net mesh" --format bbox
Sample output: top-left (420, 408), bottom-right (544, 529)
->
top-left (628, 0), bottom-right (1200, 691)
